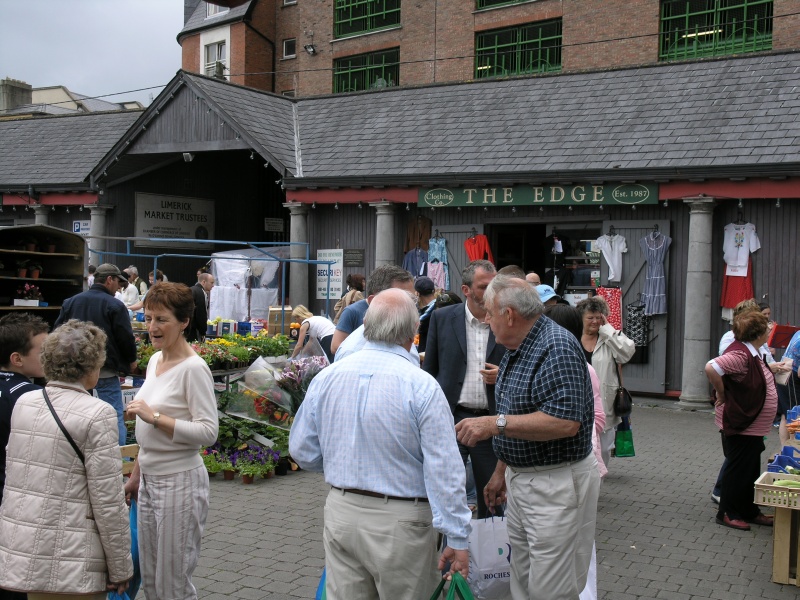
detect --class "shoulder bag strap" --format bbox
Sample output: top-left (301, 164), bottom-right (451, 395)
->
top-left (42, 388), bottom-right (85, 465)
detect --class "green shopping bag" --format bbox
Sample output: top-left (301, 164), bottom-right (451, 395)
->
top-left (614, 415), bottom-right (635, 457)
top-left (429, 572), bottom-right (475, 600)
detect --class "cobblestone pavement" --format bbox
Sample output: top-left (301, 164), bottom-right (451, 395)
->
top-left (192, 402), bottom-right (799, 599)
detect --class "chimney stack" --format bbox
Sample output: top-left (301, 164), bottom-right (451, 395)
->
top-left (0, 78), bottom-right (33, 112)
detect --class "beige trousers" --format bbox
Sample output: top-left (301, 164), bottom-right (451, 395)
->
top-left (506, 454), bottom-right (601, 600)
top-left (323, 488), bottom-right (441, 600)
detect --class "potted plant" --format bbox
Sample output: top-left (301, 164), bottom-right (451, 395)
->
top-left (201, 447), bottom-right (225, 477)
top-left (17, 235), bottom-right (37, 252)
top-left (44, 237), bottom-right (56, 253)
top-left (15, 283), bottom-right (43, 307)
top-left (27, 262), bottom-right (43, 279)
top-left (231, 445), bottom-right (274, 484)
top-left (16, 259), bottom-right (29, 278)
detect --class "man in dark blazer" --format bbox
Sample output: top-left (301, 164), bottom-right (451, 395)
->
top-left (423, 259), bottom-right (505, 518)
top-left (189, 272), bottom-right (215, 342)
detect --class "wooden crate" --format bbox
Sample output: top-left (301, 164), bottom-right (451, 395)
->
top-left (120, 444), bottom-right (139, 476)
top-left (772, 507), bottom-right (800, 586)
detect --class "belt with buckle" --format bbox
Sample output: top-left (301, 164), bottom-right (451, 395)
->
top-left (456, 406), bottom-right (491, 416)
top-left (332, 486), bottom-right (429, 503)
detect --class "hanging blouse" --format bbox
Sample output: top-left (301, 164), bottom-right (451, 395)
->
top-left (722, 222), bottom-right (760, 277)
top-left (595, 234), bottom-right (627, 283)
top-left (464, 234), bottom-right (494, 264)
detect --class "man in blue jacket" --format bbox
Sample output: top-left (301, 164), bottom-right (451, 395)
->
top-left (55, 263), bottom-right (137, 445)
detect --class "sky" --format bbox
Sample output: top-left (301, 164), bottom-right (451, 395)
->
top-left (1, 0), bottom-right (185, 107)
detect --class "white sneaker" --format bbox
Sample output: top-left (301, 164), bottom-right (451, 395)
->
top-left (711, 493), bottom-right (720, 504)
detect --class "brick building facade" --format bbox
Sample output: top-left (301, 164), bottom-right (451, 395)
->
top-left (179, 0), bottom-right (800, 97)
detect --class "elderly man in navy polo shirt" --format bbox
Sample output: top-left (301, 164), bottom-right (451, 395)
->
top-left (456, 275), bottom-right (600, 600)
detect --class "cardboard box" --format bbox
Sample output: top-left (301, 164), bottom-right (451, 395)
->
top-left (267, 305), bottom-right (292, 335)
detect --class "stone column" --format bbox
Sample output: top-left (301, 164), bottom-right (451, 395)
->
top-left (678, 197), bottom-right (716, 410)
top-left (283, 202), bottom-right (310, 307)
top-left (88, 205), bottom-right (113, 266)
top-left (373, 201), bottom-right (396, 267)
top-left (32, 205), bottom-right (50, 225)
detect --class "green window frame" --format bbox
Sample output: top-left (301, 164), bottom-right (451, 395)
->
top-left (333, 48), bottom-right (400, 94)
top-left (659, 0), bottom-right (773, 60)
top-left (476, 0), bottom-right (527, 9)
top-left (334, 0), bottom-right (401, 39)
top-left (475, 19), bottom-right (562, 79)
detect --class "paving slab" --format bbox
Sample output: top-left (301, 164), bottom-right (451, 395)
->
top-left (191, 403), bottom-right (798, 599)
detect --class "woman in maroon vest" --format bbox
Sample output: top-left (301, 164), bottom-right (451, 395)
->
top-left (705, 310), bottom-right (777, 531)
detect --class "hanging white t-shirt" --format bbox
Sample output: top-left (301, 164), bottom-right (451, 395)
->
top-left (722, 223), bottom-right (760, 277)
top-left (595, 234), bottom-right (627, 282)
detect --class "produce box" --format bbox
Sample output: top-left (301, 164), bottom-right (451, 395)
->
top-left (772, 507), bottom-right (800, 586)
top-left (755, 472), bottom-right (800, 510)
top-left (267, 305), bottom-right (292, 335)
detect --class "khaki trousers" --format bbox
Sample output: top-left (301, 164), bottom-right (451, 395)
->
top-left (506, 454), bottom-right (600, 600)
top-left (323, 488), bottom-right (440, 600)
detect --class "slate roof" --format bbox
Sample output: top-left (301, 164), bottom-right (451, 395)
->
top-left (0, 111), bottom-right (142, 188)
top-left (290, 51), bottom-right (800, 184)
top-left (185, 73), bottom-right (297, 173)
top-left (178, 1), bottom-right (253, 40)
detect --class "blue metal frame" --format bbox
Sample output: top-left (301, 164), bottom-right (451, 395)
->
top-left (87, 237), bottom-right (335, 334)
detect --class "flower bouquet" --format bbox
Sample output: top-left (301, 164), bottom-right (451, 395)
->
top-left (276, 354), bottom-right (328, 413)
top-left (224, 356), bottom-right (296, 430)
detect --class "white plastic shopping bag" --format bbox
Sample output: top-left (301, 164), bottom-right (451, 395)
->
top-left (467, 516), bottom-right (512, 600)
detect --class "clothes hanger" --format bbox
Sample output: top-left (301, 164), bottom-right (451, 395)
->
top-left (734, 211), bottom-right (746, 225)
top-left (607, 225), bottom-right (616, 237)
top-left (470, 227), bottom-right (477, 239)
top-left (435, 229), bottom-right (442, 239)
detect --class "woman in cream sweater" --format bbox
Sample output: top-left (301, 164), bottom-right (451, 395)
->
top-left (125, 283), bottom-right (218, 600)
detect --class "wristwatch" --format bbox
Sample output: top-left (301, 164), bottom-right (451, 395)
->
top-left (496, 414), bottom-right (507, 436)
top-left (153, 412), bottom-right (161, 429)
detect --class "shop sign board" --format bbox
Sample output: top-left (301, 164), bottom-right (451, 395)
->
top-left (343, 249), bottom-right (365, 267)
top-left (316, 249), bottom-right (343, 300)
top-left (264, 218), bottom-right (284, 232)
top-left (418, 183), bottom-right (658, 208)
top-left (134, 193), bottom-right (215, 248)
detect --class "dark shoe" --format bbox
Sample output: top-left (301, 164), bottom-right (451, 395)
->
top-left (716, 515), bottom-right (751, 531)
top-left (747, 514), bottom-right (774, 527)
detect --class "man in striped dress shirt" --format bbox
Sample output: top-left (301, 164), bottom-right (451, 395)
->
top-left (290, 289), bottom-right (471, 599)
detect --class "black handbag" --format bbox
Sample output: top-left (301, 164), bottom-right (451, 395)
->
top-left (612, 365), bottom-right (633, 417)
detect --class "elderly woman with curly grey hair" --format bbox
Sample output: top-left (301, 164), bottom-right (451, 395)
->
top-left (576, 296), bottom-right (635, 467)
top-left (0, 320), bottom-right (132, 600)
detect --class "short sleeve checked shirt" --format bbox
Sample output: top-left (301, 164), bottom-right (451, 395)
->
top-left (492, 315), bottom-right (594, 468)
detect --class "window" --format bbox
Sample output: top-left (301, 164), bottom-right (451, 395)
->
top-left (476, 0), bottom-right (527, 8)
top-left (334, 0), bottom-right (401, 39)
top-left (283, 0), bottom-right (297, 4)
top-left (284, 38), bottom-right (297, 58)
top-left (475, 19), bottom-right (562, 79)
top-left (659, 0), bottom-right (773, 60)
top-left (205, 41), bottom-right (227, 76)
top-left (333, 48), bottom-right (399, 93)
top-left (282, 90), bottom-right (296, 97)
top-left (206, 3), bottom-right (229, 17)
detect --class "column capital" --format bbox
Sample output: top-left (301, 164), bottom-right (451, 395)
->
top-left (682, 196), bottom-right (715, 214)
top-left (283, 202), bottom-right (309, 216)
top-left (89, 204), bottom-right (113, 216)
top-left (32, 205), bottom-right (50, 216)
top-left (372, 201), bottom-right (396, 215)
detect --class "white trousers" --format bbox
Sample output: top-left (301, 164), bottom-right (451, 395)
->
top-left (506, 455), bottom-right (601, 600)
top-left (139, 466), bottom-right (209, 600)
top-left (323, 488), bottom-right (440, 600)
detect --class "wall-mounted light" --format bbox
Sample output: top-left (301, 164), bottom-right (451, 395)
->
top-left (303, 44), bottom-right (317, 55)
top-left (483, 207), bottom-right (488, 212)
top-left (568, 206), bottom-right (573, 211)
top-left (776, 198), bottom-right (781, 208)
top-left (598, 205), bottom-right (604, 211)
top-left (663, 199), bottom-right (669, 207)
top-left (311, 202), bottom-right (316, 209)
top-left (65, 206), bottom-right (70, 213)
top-left (250, 151), bottom-right (254, 160)
top-left (51, 206), bottom-right (55, 212)
top-left (183, 152), bottom-right (194, 162)
top-left (631, 205), bottom-right (637, 211)
top-left (79, 205), bottom-right (84, 212)
top-left (358, 201), bottom-right (363, 209)
top-left (738, 198), bottom-right (743, 208)
top-left (405, 203), bottom-right (410, 211)
top-left (511, 206), bottom-right (516, 213)
top-left (334, 202), bottom-right (339, 210)
top-left (539, 206), bottom-right (544, 212)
